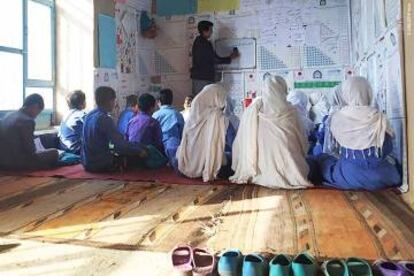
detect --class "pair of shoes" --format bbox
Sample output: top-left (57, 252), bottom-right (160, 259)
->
top-left (217, 249), bottom-right (268, 276)
top-left (374, 260), bottom-right (414, 276)
top-left (171, 245), bottom-right (215, 276)
top-left (270, 253), bottom-right (318, 276)
top-left (218, 251), bottom-right (318, 276)
top-left (322, 258), bottom-right (372, 276)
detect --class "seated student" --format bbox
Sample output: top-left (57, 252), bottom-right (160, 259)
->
top-left (181, 95), bottom-right (193, 123)
top-left (230, 76), bottom-right (313, 189)
top-left (117, 95), bottom-right (139, 137)
top-left (126, 93), bottom-right (164, 153)
top-left (287, 90), bottom-right (314, 137)
top-left (313, 77), bottom-right (401, 191)
top-left (0, 94), bottom-right (59, 170)
top-left (58, 90), bottom-right (87, 155)
top-left (322, 85), bottom-right (344, 154)
top-left (81, 87), bottom-right (147, 172)
top-left (176, 84), bottom-right (236, 182)
top-left (152, 89), bottom-right (185, 166)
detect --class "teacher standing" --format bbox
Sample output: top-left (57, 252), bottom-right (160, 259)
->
top-left (190, 21), bottom-right (239, 95)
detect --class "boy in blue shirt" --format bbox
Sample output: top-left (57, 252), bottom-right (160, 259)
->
top-left (117, 95), bottom-right (138, 137)
top-left (58, 90), bottom-right (87, 155)
top-left (82, 87), bottom-right (147, 172)
top-left (152, 89), bottom-right (185, 169)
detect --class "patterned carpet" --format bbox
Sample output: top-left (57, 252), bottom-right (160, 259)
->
top-left (0, 176), bottom-right (413, 261)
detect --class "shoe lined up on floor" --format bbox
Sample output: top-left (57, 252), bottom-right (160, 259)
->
top-left (171, 246), bottom-right (414, 276)
top-left (374, 260), bottom-right (414, 276)
top-left (171, 245), bottom-right (215, 276)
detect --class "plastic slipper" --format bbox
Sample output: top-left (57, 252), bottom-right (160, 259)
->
top-left (346, 258), bottom-right (372, 276)
top-left (171, 245), bottom-right (193, 276)
top-left (217, 249), bottom-right (243, 276)
top-left (242, 253), bottom-right (269, 276)
top-left (399, 261), bottom-right (414, 276)
top-left (373, 260), bottom-right (405, 276)
top-left (292, 253), bottom-right (318, 276)
top-left (322, 259), bottom-right (349, 276)
top-left (269, 254), bottom-right (292, 276)
top-left (192, 248), bottom-right (216, 276)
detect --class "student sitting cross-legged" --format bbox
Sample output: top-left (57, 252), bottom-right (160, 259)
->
top-left (176, 84), bottom-right (236, 182)
top-left (126, 93), bottom-right (168, 169)
top-left (312, 77), bottom-right (401, 191)
top-left (152, 89), bottom-right (185, 169)
top-left (81, 87), bottom-right (147, 172)
top-left (126, 93), bottom-right (164, 153)
top-left (0, 94), bottom-right (59, 170)
top-left (117, 94), bottom-right (139, 137)
top-left (58, 90), bottom-right (87, 155)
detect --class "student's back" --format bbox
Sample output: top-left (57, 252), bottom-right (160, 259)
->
top-left (82, 108), bottom-right (115, 170)
top-left (59, 109), bottom-right (86, 154)
top-left (117, 95), bottom-right (139, 136)
top-left (0, 110), bottom-right (36, 169)
top-left (0, 94), bottom-right (59, 170)
top-left (58, 91), bottom-right (87, 154)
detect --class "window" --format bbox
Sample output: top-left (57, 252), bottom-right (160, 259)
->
top-left (0, 0), bottom-right (55, 119)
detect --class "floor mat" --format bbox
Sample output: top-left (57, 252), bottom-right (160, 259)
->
top-left (7, 164), bottom-right (229, 186)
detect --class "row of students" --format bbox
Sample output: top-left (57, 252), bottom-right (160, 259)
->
top-left (0, 76), bottom-right (402, 191)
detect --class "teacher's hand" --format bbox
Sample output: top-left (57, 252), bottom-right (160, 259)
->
top-left (230, 50), bottom-right (240, 59)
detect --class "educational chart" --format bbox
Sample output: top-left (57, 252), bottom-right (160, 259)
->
top-left (256, 0), bottom-right (350, 70)
top-left (215, 38), bottom-right (256, 70)
top-left (116, 4), bottom-right (137, 74)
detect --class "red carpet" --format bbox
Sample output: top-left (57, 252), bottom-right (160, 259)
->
top-left (18, 164), bottom-right (230, 185)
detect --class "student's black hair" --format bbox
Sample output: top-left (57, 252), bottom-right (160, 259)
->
top-left (95, 86), bottom-right (116, 107)
top-left (68, 90), bottom-right (86, 110)
top-left (138, 93), bottom-right (156, 113)
top-left (23, 93), bottom-right (44, 110)
top-left (158, 89), bottom-right (173, 105)
top-left (126, 95), bottom-right (138, 107)
top-left (198, 20), bottom-right (214, 34)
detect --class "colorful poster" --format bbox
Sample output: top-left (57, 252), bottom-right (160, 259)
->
top-left (156, 0), bottom-right (196, 16)
top-left (197, 0), bottom-right (240, 13)
top-left (98, 14), bottom-right (116, 69)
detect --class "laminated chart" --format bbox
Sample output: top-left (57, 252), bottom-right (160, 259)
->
top-left (198, 0), bottom-right (240, 13)
top-left (258, 45), bottom-right (301, 70)
top-left (155, 48), bottom-right (188, 75)
top-left (116, 4), bottom-right (137, 74)
top-left (156, 0), bottom-right (196, 16)
top-left (256, 0), bottom-right (350, 70)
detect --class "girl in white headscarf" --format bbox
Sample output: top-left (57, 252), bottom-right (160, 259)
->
top-left (176, 84), bottom-right (235, 182)
top-left (322, 85), bottom-right (345, 154)
top-left (230, 76), bottom-right (313, 189)
top-left (314, 77), bottom-right (401, 190)
top-left (287, 90), bottom-right (314, 137)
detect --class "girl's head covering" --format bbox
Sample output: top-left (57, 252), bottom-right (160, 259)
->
top-left (177, 84), bottom-right (229, 182)
top-left (341, 76), bottom-right (373, 106)
top-left (330, 77), bottom-right (393, 152)
top-left (288, 90), bottom-right (314, 136)
top-left (262, 75), bottom-right (290, 115)
top-left (309, 91), bottom-right (330, 124)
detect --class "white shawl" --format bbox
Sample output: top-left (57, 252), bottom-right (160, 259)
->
top-left (230, 76), bottom-right (313, 189)
top-left (177, 84), bottom-right (229, 182)
top-left (330, 77), bottom-right (393, 151)
top-left (287, 90), bottom-right (314, 136)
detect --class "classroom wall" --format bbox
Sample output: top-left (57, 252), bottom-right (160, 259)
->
top-left (55, 0), bottom-right (94, 122)
top-left (350, 0), bottom-right (408, 193)
top-left (150, 0), bottom-right (352, 116)
top-left (402, 0), bottom-right (414, 209)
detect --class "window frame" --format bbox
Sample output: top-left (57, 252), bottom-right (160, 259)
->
top-left (0, 0), bottom-right (55, 118)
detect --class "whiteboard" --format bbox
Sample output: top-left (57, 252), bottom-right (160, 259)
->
top-left (215, 38), bottom-right (256, 70)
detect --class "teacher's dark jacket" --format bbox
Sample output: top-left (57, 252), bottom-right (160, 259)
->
top-left (190, 35), bottom-right (231, 82)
